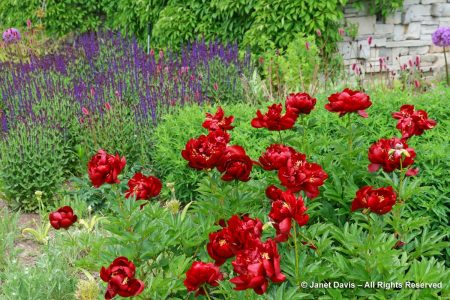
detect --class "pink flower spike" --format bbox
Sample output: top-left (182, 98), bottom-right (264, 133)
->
top-left (305, 42), bottom-right (310, 51)
top-left (338, 28), bottom-right (345, 36)
top-left (316, 29), bottom-right (322, 37)
top-left (82, 107), bottom-right (89, 116)
top-left (105, 102), bottom-right (111, 110)
top-left (368, 36), bottom-right (373, 46)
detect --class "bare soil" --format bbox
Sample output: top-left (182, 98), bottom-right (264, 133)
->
top-left (1, 200), bottom-right (42, 267)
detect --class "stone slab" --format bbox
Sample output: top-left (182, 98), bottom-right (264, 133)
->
top-left (404, 0), bottom-right (421, 4)
top-left (409, 46), bottom-right (430, 55)
top-left (405, 22), bottom-right (422, 39)
top-left (393, 25), bottom-right (406, 41)
top-left (403, 5), bottom-right (432, 23)
top-left (392, 47), bottom-right (410, 58)
top-left (421, 24), bottom-right (439, 34)
top-left (386, 40), bottom-right (432, 47)
top-left (431, 3), bottom-right (450, 16)
top-left (385, 11), bottom-right (403, 24)
top-left (346, 16), bottom-right (376, 35)
top-left (422, 0), bottom-right (446, 4)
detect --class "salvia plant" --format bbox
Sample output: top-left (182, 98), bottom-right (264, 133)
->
top-left (0, 31), bottom-right (253, 210)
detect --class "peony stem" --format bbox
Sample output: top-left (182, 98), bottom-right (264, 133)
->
top-left (394, 159), bottom-right (405, 239)
top-left (65, 230), bottom-right (76, 245)
top-left (293, 222), bottom-right (300, 285)
top-left (398, 159), bottom-right (404, 202)
top-left (347, 114), bottom-right (353, 153)
top-left (297, 230), bottom-right (317, 251)
top-left (278, 131), bottom-right (283, 144)
top-left (301, 116), bottom-right (307, 153)
top-left (203, 286), bottom-right (212, 300)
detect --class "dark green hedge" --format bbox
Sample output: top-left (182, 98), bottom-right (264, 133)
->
top-left (1, 0), bottom-right (348, 54)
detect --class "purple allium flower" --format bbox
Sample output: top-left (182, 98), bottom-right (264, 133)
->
top-left (432, 26), bottom-right (450, 47)
top-left (2, 28), bottom-right (21, 43)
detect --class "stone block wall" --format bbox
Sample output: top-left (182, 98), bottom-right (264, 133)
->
top-left (339, 0), bottom-right (449, 76)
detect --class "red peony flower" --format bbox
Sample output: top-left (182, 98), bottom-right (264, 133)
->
top-left (207, 227), bottom-right (237, 266)
top-left (207, 215), bottom-right (263, 265)
top-left (278, 153), bottom-right (328, 199)
top-left (125, 172), bottom-right (162, 200)
top-left (226, 214), bottom-right (263, 248)
top-left (368, 137), bottom-right (417, 173)
top-left (268, 190), bottom-right (309, 242)
top-left (251, 103), bottom-right (298, 131)
top-left (259, 144), bottom-right (297, 171)
top-left (207, 129), bottom-right (231, 145)
top-left (49, 206), bottom-right (77, 230)
top-left (230, 239), bottom-right (285, 295)
top-left (184, 261), bottom-right (224, 297)
top-left (202, 106), bottom-right (234, 132)
top-left (351, 186), bottom-right (397, 215)
top-left (217, 145), bottom-right (253, 182)
top-left (392, 104), bottom-right (437, 139)
top-left (265, 185), bottom-right (284, 202)
top-left (88, 149), bottom-right (126, 188)
top-left (286, 92), bottom-right (316, 115)
top-left (325, 88), bottom-right (372, 118)
top-left (100, 257), bottom-right (145, 300)
top-left (182, 131), bottom-right (228, 170)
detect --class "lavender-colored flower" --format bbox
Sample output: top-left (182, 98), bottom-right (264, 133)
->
top-left (432, 26), bottom-right (450, 47)
top-left (2, 28), bottom-right (21, 43)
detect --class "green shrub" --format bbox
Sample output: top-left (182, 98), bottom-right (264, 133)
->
top-left (0, 0), bottom-right (103, 36)
top-left (151, 103), bottom-right (277, 202)
top-left (0, 124), bottom-right (67, 211)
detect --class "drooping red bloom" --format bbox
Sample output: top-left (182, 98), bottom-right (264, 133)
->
top-left (125, 173), bottom-right (162, 200)
top-left (325, 88), bottom-right (372, 118)
top-left (202, 106), bottom-right (234, 132)
top-left (49, 206), bottom-right (78, 230)
top-left (265, 185), bottom-right (284, 202)
top-left (285, 92), bottom-right (317, 115)
top-left (230, 239), bottom-right (285, 295)
top-left (368, 137), bottom-right (417, 174)
top-left (100, 257), bottom-right (145, 300)
top-left (278, 153), bottom-right (328, 199)
top-left (351, 186), bottom-right (397, 215)
top-left (268, 190), bottom-right (309, 242)
top-left (217, 145), bottom-right (253, 182)
top-left (181, 131), bottom-right (228, 170)
top-left (392, 104), bottom-right (437, 139)
top-left (207, 215), bottom-right (263, 265)
top-left (251, 103), bottom-right (298, 131)
top-left (88, 149), bottom-right (126, 188)
top-left (207, 227), bottom-right (236, 266)
top-left (259, 144), bottom-right (297, 171)
top-left (226, 215), bottom-right (263, 248)
top-left (184, 261), bottom-right (224, 297)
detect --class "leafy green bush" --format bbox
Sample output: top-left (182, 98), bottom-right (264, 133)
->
top-left (0, 124), bottom-right (67, 211)
top-left (2, 0), bottom-right (348, 56)
top-left (0, 0), bottom-right (103, 36)
top-left (151, 103), bottom-right (277, 202)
